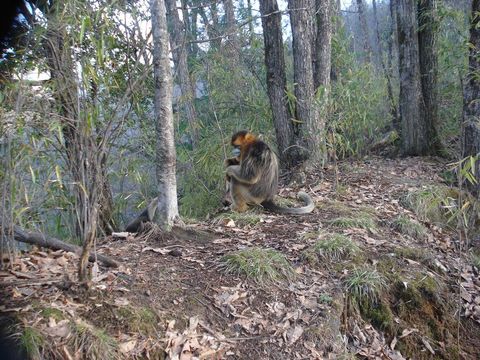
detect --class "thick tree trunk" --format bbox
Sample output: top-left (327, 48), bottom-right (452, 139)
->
top-left (396, 0), bottom-right (429, 155)
top-left (289, 0), bottom-right (324, 165)
top-left (314, 0), bottom-right (332, 91)
top-left (418, 0), bottom-right (441, 153)
top-left (165, 0), bottom-right (199, 146)
top-left (151, 0), bottom-right (180, 228)
top-left (356, 0), bottom-right (372, 63)
top-left (462, 0), bottom-right (480, 196)
top-left (259, 0), bottom-right (295, 168)
top-left (373, 0), bottom-right (398, 127)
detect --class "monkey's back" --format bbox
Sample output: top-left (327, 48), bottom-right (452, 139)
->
top-left (240, 141), bottom-right (278, 202)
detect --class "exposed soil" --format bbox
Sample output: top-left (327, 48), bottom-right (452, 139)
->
top-left (1, 156), bottom-right (480, 359)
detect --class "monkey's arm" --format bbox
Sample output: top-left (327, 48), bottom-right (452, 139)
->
top-left (226, 165), bottom-right (260, 185)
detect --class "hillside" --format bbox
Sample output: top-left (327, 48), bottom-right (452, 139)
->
top-left (1, 156), bottom-right (479, 359)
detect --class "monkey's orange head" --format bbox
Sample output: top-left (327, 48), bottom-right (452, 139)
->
top-left (231, 130), bottom-right (257, 147)
top-left (231, 130), bottom-right (257, 159)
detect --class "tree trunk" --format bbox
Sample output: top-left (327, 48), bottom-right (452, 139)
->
top-left (356, 0), bottom-right (372, 63)
top-left (289, 0), bottom-right (324, 165)
top-left (396, 0), bottom-right (428, 155)
top-left (330, 0), bottom-right (342, 82)
top-left (150, 0), bottom-right (180, 228)
top-left (222, 0), bottom-right (239, 53)
top-left (389, 0), bottom-right (401, 131)
top-left (246, 0), bottom-right (255, 43)
top-left (418, 0), bottom-right (441, 153)
top-left (373, 0), bottom-right (398, 127)
top-left (259, 0), bottom-right (295, 168)
top-left (165, 0), bottom-right (199, 145)
top-left (462, 0), bottom-right (480, 196)
top-left (314, 0), bottom-right (332, 91)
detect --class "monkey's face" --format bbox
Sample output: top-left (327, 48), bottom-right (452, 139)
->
top-left (231, 131), bottom-right (257, 158)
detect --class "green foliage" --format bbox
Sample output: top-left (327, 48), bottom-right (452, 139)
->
top-left (20, 326), bottom-right (44, 358)
top-left (402, 185), bottom-right (479, 236)
top-left (330, 25), bottom-right (392, 158)
top-left (221, 247), bottom-right (294, 284)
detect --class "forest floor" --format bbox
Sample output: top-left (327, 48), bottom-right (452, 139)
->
top-left (1, 156), bottom-right (480, 359)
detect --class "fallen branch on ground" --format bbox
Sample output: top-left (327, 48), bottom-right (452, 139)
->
top-left (10, 225), bottom-right (119, 268)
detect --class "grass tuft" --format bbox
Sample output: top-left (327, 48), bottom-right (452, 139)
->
top-left (221, 247), bottom-right (294, 283)
top-left (328, 214), bottom-right (376, 230)
top-left (20, 326), bottom-right (44, 358)
top-left (344, 267), bottom-right (386, 306)
top-left (472, 253), bottom-right (480, 269)
top-left (70, 320), bottom-right (118, 360)
top-left (304, 233), bottom-right (361, 262)
top-left (391, 214), bottom-right (428, 240)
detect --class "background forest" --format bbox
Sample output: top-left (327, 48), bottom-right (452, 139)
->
top-left (0, 0), bottom-right (476, 239)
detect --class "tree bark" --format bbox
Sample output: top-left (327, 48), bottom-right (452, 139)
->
top-left (389, 0), bottom-right (401, 131)
top-left (259, 0), bottom-right (295, 168)
top-left (373, 0), bottom-right (398, 127)
top-left (396, 0), bottom-right (429, 155)
top-left (165, 0), bottom-right (199, 146)
top-left (222, 0), bottom-right (239, 54)
top-left (150, 0), bottom-right (180, 228)
top-left (462, 0), bottom-right (480, 196)
top-left (356, 0), bottom-right (372, 63)
top-left (314, 0), bottom-right (332, 91)
top-left (289, 0), bottom-right (324, 165)
top-left (418, 0), bottom-right (441, 153)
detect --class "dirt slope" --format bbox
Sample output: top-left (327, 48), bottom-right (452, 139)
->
top-left (1, 156), bottom-right (479, 359)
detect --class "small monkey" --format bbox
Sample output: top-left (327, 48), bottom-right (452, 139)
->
top-left (225, 131), bottom-right (314, 214)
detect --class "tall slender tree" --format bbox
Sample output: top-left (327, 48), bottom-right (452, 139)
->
top-left (165, 0), bottom-right (199, 145)
top-left (259, 0), bottom-right (295, 168)
top-left (150, 0), bottom-right (179, 228)
top-left (462, 0), bottom-right (480, 196)
top-left (372, 0), bottom-right (397, 125)
top-left (356, 0), bottom-right (372, 63)
top-left (314, 0), bottom-right (333, 91)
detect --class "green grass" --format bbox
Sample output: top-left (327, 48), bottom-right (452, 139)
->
top-left (40, 307), bottom-right (64, 321)
top-left (328, 214), bottom-right (376, 230)
top-left (116, 306), bottom-right (159, 335)
top-left (344, 268), bottom-right (386, 306)
top-left (391, 214), bottom-right (428, 240)
top-left (20, 326), bottom-right (44, 358)
top-left (221, 247), bottom-right (294, 284)
top-left (70, 320), bottom-right (118, 360)
top-left (304, 233), bottom-right (361, 262)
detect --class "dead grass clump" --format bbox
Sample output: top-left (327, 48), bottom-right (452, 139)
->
top-left (328, 214), bottom-right (376, 230)
top-left (303, 233), bottom-right (361, 263)
top-left (391, 214), bottom-right (428, 240)
top-left (401, 186), bottom-right (479, 235)
top-left (220, 247), bottom-right (294, 284)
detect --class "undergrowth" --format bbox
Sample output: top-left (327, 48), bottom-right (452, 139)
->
top-left (220, 247), bottom-right (294, 284)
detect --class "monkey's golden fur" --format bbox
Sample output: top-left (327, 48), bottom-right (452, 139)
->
top-left (225, 131), bottom-right (314, 214)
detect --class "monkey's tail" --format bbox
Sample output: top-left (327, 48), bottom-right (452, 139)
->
top-left (261, 191), bottom-right (315, 214)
